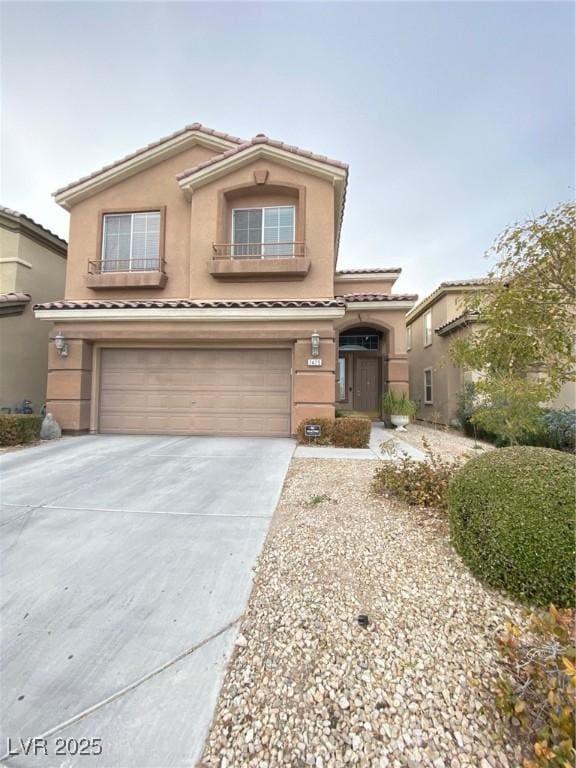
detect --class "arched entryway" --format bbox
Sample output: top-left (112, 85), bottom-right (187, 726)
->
top-left (336, 325), bottom-right (388, 415)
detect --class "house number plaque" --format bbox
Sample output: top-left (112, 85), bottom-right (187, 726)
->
top-left (307, 358), bottom-right (322, 367)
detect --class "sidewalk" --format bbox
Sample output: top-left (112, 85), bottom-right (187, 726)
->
top-left (294, 421), bottom-right (426, 461)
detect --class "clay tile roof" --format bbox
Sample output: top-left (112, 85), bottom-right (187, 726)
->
top-left (335, 268), bottom-right (402, 275)
top-left (437, 278), bottom-right (491, 289)
top-left (0, 292), bottom-right (31, 304)
top-left (435, 310), bottom-right (480, 335)
top-left (0, 206), bottom-right (67, 247)
top-left (53, 123), bottom-right (246, 197)
top-left (34, 298), bottom-right (346, 311)
top-left (406, 277), bottom-right (492, 322)
top-left (176, 135), bottom-right (348, 182)
top-left (339, 292), bottom-right (418, 303)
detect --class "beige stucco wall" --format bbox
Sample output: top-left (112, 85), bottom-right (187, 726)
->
top-left (0, 226), bottom-right (67, 411)
top-left (333, 277), bottom-right (396, 295)
top-left (48, 137), bottom-right (412, 434)
top-left (549, 380), bottom-right (576, 410)
top-left (407, 292), bottom-right (470, 425)
top-left (66, 147), bottom-right (336, 302)
top-left (45, 318), bottom-right (338, 433)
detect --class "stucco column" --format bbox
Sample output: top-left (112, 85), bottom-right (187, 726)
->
top-left (46, 336), bottom-right (92, 432)
top-left (292, 333), bottom-right (336, 429)
top-left (386, 355), bottom-right (409, 395)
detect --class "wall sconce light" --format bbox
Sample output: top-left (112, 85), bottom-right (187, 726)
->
top-left (54, 331), bottom-right (69, 358)
top-left (311, 330), bottom-right (320, 357)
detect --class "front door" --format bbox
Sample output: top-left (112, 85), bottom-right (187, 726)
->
top-left (354, 357), bottom-right (379, 411)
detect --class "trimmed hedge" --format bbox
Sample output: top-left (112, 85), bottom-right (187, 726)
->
top-left (296, 418), bottom-right (334, 446)
top-left (331, 417), bottom-right (371, 448)
top-left (296, 416), bottom-right (371, 448)
top-left (448, 446), bottom-right (575, 607)
top-left (0, 414), bottom-right (43, 446)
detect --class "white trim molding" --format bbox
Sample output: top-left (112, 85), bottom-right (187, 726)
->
top-left (344, 300), bottom-right (416, 310)
top-left (0, 257), bottom-right (33, 269)
top-left (334, 272), bottom-right (400, 282)
top-left (34, 307), bottom-right (347, 322)
top-left (178, 144), bottom-right (348, 194)
top-left (54, 131), bottom-right (237, 210)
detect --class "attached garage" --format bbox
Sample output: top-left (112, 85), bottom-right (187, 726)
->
top-left (98, 347), bottom-right (292, 437)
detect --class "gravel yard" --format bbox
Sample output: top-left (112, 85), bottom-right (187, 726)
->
top-left (201, 459), bottom-right (524, 768)
top-left (390, 424), bottom-right (494, 463)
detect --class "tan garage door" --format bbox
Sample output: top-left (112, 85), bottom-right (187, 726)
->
top-left (99, 348), bottom-right (292, 437)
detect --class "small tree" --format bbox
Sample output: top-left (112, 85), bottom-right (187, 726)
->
top-left (452, 202), bottom-right (576, 443)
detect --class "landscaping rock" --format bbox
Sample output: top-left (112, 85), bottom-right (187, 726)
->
top-left (40, 413), bottom-right (61, 440)
top-left (202, 459), bottom-right (524, 767)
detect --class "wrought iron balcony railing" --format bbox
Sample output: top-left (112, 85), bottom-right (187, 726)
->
top-left (212, 242), bottom-right (306, 260)
top-left (88, 257), bottom-right (166, 274)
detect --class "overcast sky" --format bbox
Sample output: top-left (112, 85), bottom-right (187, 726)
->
top-left (1, 1), bottom-right (574, 297)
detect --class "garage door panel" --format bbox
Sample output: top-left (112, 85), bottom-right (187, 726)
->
top-left (99, 348), bottom-right (292, 437)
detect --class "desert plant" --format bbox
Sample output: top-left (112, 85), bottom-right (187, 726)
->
top-left (373, 437), bottom-right (460, 509)
top-left (331, 417), bottom-right (371, 448)
top-left (0, 414), bottom-right (43, 446)
top-left (496, 605), bottom-right (575, 768)
top-left (381, 390), bottom-right (417, 417)
top-left (541, 409), bottom-right (576, 453)
top-left (448, 447), bottom-right (575, 606)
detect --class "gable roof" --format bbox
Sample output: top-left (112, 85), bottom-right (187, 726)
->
top-left (53, 124), bottom-right (350, 255)
top-left (53, 123), bottom-right (245, 209)
top-left (406, 278), bottom-right (491, 323)
top-left (0, 206), bottom-right (67, 255)
top-left (176, 134), bottom-right (348, 184)
top-left (176, 132), bottom-right (348, 254)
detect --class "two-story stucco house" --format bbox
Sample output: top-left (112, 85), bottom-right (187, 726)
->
top-left (0, 206), bottom-right (67, 413)
top-left (405, 279), bottom-right (487, 426)
top-left (35, 124), bottom-right (417, 436)
top-left (407, 277), bottom-right (576, 427)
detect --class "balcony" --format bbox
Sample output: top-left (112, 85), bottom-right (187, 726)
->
top-left (85, 258), bottom-right (167, 289)
top-left (209, 242), bottom-right (310, 280)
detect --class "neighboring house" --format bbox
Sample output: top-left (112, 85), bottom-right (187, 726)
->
top-left (407, 278), bottom-right (576, 427)
top-left (0, 206), bottom-right (67, 413)
top-left (405, 279), bottom-right (487, 426)
top-left (34, 123), bottom-right (417, 436)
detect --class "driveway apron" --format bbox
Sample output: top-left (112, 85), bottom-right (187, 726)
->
top-left (0, 435), bottom-right (294, 767)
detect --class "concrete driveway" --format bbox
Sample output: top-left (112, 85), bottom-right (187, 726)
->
top-left (0, 435), bottom-right (294, 768)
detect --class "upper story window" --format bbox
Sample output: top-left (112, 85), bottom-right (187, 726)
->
top-left (406, 325), bottom-right (412, 351)
top-left (424, 311), bottom-right (433, 346)
top-left (102, 211), bottom-right (161, 272)
top-left (232, 205), bottom-right (295, 258)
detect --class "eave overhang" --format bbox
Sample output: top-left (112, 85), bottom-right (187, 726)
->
top-left (53, 130), bottom-right (241, 210)
top-left (435, 311), bottom-right (479, 336)
top-left (177, 143), bottom-right (348, 256)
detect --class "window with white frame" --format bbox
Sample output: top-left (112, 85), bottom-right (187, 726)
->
top-left (424, 311), bottom-right (433, 346)
top-left (424, 368), bottom-right (433, 403)
top-left (232, 206), bottom-right (295, 258)
top-left (406, 325), bottom-right (412, 351)
top-left (102, 211), bottom-right (161, 272)
top-left (337, 357), bottom-right (346, 401)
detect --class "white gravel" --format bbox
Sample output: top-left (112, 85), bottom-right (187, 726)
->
top-left (201, 459), bottom-right (523, 768)
top-left (393, 424), bottom-right (494, 463)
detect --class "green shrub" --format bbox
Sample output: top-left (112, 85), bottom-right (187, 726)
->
top-left (381, 390), bottom-right (417, 418)
top-left (331, 417), bottom-right (371, 448)
top-left (373, 437), bottom-right (460, 509)
top-left (296, 416), bottom-right (371, 448)
top-left (0, 414), bottom-right (43, 446)
top-left (448, 447), bottom-right (575, 606)
top-left (496, 605), bottom-right (575, 767)
top-left (296, 418), bottom-right (334, 446)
